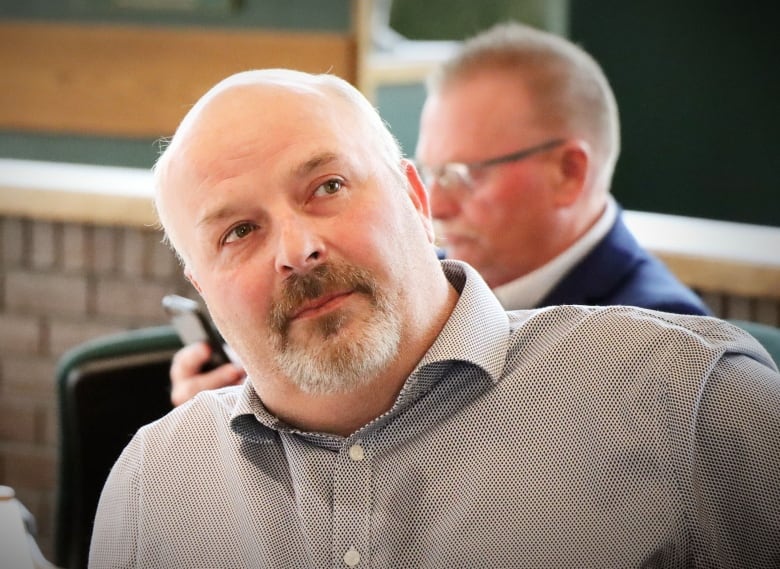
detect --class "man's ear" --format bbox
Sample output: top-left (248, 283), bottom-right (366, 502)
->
top-left (554, 141), bottom-right (589, 207)
top-left (402, 159), bottom-right (435, 242)
top-left (185, 267), bottom-right (203, 294)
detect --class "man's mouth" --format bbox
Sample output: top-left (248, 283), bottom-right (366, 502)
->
top-left (290, 290), bottom-right (354, 320)
top-left (442, 232), bottom-right (477, 247)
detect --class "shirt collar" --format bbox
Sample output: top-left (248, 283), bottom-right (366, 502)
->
top-left (492, 195), bottom-right (618, 310)
top-left (414, 260), bottom-right (509, 383)
top-left (229, 259), bottom-right (510, 441)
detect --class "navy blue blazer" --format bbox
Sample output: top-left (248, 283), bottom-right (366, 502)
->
top-left (539, 213), bottom-right (712, 316)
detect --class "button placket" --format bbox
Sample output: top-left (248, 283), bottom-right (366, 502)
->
top-left (332, 439), bottom-right (372, 567)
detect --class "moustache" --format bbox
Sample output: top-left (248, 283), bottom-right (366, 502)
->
top-left (269, 263), bottom-right (377, 334)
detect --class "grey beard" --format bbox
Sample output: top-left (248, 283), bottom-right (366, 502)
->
top-left (272, 305), bottom-right (401, 394)
top-left (268, 263), bottom-right (402, 394)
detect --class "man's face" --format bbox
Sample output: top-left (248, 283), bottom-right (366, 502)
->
top-left (416, 72), bottom-right (562, 288)
top-left (158, 82), bottom-right (434, 394)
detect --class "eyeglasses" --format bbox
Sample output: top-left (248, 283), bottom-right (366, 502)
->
top-left (417, 138), bottom-right (566, 194)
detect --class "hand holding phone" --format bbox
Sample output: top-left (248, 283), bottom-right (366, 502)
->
top-left (162, 294), bottom-right (230, 372)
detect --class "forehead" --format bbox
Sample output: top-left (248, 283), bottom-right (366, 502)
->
top-left (158, 81), bottom-right (384, 206)
top-left (187, 84), bottom-right (355, 161)
top-left (431, 71), bottom-right (535, 127)
top-left (155, 81), bottom-right (378, 250)
top-left (418, 71), bottom-right (537, 158)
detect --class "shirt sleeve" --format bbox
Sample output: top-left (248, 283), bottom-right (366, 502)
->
top-left (88, 433), bottom-right (143, 569)
top-left (693, 352), bottom-right (780, 568)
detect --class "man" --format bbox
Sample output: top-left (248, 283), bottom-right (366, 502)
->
top-left (416, 22), bottom-right (708, 313)
top-left (167, 22), bottom-right (710, 407)
top-left (90, 66), bottom-right (780, 568)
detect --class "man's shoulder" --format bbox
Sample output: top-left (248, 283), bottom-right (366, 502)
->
top-left (140, 383), bottom-right (244, 442)
top-left (558, 214), bottom-right (711, 315)
top-left (506, 305), bottom-right (768, 369)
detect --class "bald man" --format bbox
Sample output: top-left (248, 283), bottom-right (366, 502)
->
top-left (90, 68), bottom-right (780, 568)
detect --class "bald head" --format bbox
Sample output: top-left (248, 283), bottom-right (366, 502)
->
top-left (154, 69), bottom-right (404, 266)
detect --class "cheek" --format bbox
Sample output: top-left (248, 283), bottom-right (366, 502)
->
top-left (199, 267), bottom-right (274, 331)
top-left (476, 172), bottom-right (547, 224)
top-left (465, 192), bottom-right (511, 231)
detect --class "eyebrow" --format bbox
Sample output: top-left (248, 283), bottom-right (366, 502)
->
top-left (196, 204), bottom-right (240, 231)
top-left (291, 151), bottom-right (340, 179)
top-left (195, 152), bottom-right (342, 230)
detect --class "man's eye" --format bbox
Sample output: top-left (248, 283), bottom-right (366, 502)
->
top-left (313, 178), bottom-right (343, 196)
top-left (223, 222), bottom-right (257, 244)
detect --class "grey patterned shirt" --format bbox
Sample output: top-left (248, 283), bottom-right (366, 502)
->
top-left (90, 261), bottom-right (780, 568)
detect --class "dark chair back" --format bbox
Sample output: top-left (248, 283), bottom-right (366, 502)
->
top-left (729, 319), bottom-right (780, 366)
top-left (54, 326), bottom-right (181, 569)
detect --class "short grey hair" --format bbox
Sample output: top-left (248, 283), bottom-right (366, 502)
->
top-left (428, 22), bottom-right (620, 188)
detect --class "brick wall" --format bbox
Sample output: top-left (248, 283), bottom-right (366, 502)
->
top-left (0, 214), bottom-right (194, 561)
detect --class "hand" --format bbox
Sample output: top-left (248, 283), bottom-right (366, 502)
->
top-left (169, 341), bottom-right (245, 407)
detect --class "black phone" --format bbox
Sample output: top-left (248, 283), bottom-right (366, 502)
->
top-left (161, 294), bottom-right (230, 371)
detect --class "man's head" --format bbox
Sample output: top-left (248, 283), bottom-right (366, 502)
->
top-left (154, 69), bottom-right (444, 395)
top-left (416, 22), bottom-right (620, 287)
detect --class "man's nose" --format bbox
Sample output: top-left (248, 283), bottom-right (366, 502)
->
top-left (273, 217), bottom-right (326, 276)
top-left (429, 181), bottom-right (462, 220)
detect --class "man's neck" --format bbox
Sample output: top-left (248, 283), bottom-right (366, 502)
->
top-left (253, 282), bottom-right (460, 438)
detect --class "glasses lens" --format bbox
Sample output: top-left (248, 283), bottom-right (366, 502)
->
top-left (418, 163), bottom-right (473, 193)
top-left (418, 165), bottom-right (436, 188)
top-left (441, 164), bottom-right (472, 190)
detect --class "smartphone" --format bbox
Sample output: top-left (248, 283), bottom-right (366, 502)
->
top-left (161, 294), bottom-right (230, 371)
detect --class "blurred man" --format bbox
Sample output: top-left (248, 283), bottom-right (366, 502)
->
top-left (416, 22), bottom-right (709, 313)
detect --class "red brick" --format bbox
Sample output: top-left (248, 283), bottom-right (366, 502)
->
top-left (92, 226), bottom-right (120, 274)
top-left (726, 296), bottom-right (752, 321)
top-left (5, 270), bottom-right (88, 317)
top-left (0, 397), bottom-right (37, 443)
top-left (30, 220), bottom-right (59, 270)
top-left (700, 292), bottom-right (724, 319)
top-left (146, 231), bottom-right (181, 280)
top-left (38, 402), bottom-right (59, 447)
top-left (13, 487), bottom-right (56, 562)
top-left (62, 223), bottom-right (88, 273)
top-left (2, 444), bottom-right (57, 491)
top-left (1, 356), bottom-right (57, 399)
top-left (754, 298), bottom-right (779, 325)
top-left (121, 227), bottom-right (147, 278)
top-left (0, 313), bottom-right (40, 354)
top-left (1, 216), bottom-right (26, 266)
top-left (121, 227), bottom-right (182, 280)
top-left (48, 318), bottom-right (125, 360)
top-left (95, 277), bottom-right (170, 320)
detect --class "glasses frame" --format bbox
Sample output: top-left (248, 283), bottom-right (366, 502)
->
top-left (418, 138), bottom-right (567, 194)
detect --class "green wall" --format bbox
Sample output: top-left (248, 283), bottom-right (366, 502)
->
top-left (570, 0), bottom-right (778, 226)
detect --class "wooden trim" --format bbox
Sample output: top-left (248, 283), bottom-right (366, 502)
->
top-left (0, 20), bottom-right (357, 138)
top-left (655, 254), bottom-right (780, 300)
top-left (0, 159), bottom-right (156, 227)
top-left (623, 210), bottom-right (780, 300)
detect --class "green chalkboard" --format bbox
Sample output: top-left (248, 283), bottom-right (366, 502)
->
top-left (570, 0), bottom-right (778, 226)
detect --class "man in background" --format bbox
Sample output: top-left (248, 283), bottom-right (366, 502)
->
top-left (416, 22), bottom-right (708, 313)
top-left (168, 21), bottom-right (710, 406)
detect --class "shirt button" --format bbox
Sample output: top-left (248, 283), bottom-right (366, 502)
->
top-left (343, 547), bottom-right (361, 566)
top-left (348, 444), bottom-right (365, 462)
